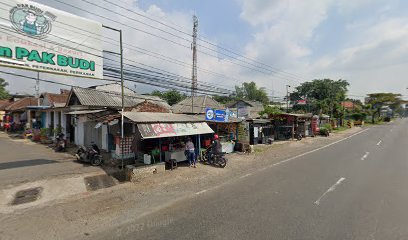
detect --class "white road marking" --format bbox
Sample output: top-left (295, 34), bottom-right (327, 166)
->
top-left (240, 173), bottom-right (252, 179)
top-left (314, 177), bottom-right (346, 205)
top-left (195, 189), bottom-right (208, 195)
top-left (263, 129), bottom-right (370, 169)
top-left (361, 152), bottom-right (370, 161)
top-left (376, 140), bottom-right (382, 146)
top-left (198, 129), bottom-right (369, 198)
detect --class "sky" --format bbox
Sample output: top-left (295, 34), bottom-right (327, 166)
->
top-left (1, 0), bottom-right (408, 101)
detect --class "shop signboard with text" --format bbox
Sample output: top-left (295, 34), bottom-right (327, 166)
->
top-left (0, 0), bottom-right (103, 78)
top-left (205, 108), bottom-right (230, 123)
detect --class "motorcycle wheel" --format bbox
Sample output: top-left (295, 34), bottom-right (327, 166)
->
top-left (218, 157), bottom-right (227, 168)
top-left (91, 155), bottom-right (103, 166)
top-left (200, 152), bottom-right (208, 163)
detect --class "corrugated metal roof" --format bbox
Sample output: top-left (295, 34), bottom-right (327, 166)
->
top-left (71, 87), bottom-right (170, 109)
top-left (123, 112), bottom-right (202, 123)
top-left (171, 95), bottom-right (224, 114)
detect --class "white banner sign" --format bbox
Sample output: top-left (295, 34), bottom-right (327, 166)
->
top-left (0, 0), bottom-right (103, 79)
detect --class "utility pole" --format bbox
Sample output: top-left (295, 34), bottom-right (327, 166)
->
top-left (286, 85), bottom-right (291, 113)
top-left (35, 72), bottom-right (40, 106)
top-left (103, 25), bottom-right (124, 170)
top-left (191, 15), bottom-right (198, 113)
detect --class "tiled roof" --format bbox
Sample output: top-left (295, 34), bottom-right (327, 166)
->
top-left (5, 97), bottom-right (38, 111)
top-left (47, 93), bottom-right (69, 107)
top-left (341, 101), bottom-right (354, 109)
top-left (70, 87), bottom-right (170, 109)
top-left (171, 95), bottom-right (224, 114)
top-left (0, 99), bottom-right (11, 110)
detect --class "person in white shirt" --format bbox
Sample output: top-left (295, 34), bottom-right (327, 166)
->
top-left (185, 138), bottom-right (196, 168)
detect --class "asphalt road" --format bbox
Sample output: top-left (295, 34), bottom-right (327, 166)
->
top-left (99, 119), bottom-right (408, 240)
top-left (0, 133), bottom-right (102, 188)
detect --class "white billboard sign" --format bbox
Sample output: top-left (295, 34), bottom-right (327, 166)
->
top-left (0, 0), bottom-right (103, 79)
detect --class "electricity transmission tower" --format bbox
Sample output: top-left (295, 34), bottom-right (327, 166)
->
top-left (191, 15), bottom-right (198, 113)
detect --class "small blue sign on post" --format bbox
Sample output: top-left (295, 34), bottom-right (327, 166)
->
top-left (205, 108), bottom-right (215, 121)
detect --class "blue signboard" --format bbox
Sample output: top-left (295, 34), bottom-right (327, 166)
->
top-left (214, 109), bottom-right (226, 122)
top-left (205, 108), bottom-right (215, 121)
top-left (206, 108), bottom-right (230, 122)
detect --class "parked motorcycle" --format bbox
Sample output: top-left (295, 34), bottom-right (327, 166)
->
top-left (75, 144), bottom-right (103, 166)
top-left (295, 132), bottom-right (303, 141)
top-left (54, 133), bottom-right (66, 152)
top-left (200, 146), bottom-right (227, 168)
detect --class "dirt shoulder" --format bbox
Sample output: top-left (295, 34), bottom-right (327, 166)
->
top-left (0, 127), bottom-right (364, 240)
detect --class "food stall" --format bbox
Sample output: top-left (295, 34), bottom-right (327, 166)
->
top-left (204, 109), bottom-right (242, 153)
top-left (206, 120), bottom-right (241, 153)
top-left (123, 112), bottom-right (214, 164)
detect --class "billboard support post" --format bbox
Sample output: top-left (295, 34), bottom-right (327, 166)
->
top-left (103, 25), bottom-right (124, 171)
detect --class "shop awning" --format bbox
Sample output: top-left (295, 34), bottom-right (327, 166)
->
top-left (137, 122), bottom-right (214, 139)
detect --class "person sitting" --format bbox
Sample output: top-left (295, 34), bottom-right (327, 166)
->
top-left (210, 134), bottom-right (222, 163)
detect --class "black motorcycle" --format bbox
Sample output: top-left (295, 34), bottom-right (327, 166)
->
top-left (200, 146), bottom-right (227, 168)
top-left (54, 133), bottom-right (66, 152)
top-left (75, 144), bottom-right (103, 166)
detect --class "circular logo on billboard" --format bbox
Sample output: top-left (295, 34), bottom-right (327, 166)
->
top-left (9, 4), bottom-right (56, 39)
top-left (206, 109), bottom-right (214, 120)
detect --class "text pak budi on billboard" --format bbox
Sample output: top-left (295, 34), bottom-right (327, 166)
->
top-left (0, 0), bottom-right (103, 79)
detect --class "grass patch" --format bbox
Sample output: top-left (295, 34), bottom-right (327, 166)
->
top-left (332, 126), bottom-right (349, 133)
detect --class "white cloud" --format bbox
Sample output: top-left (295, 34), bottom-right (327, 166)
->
top-left (4, 0), bottom-right (408, 100)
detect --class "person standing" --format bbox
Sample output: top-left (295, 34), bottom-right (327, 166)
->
top-left (185, 138), bottom-right (196, 168)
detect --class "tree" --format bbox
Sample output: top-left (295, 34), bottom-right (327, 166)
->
top-left (151, 89), bottom-right (187, 106)
top-left (212, 95), bottom-right (237, 104)
top-left (259, 105), bottom-right (282, 117)
top-left (290, 79), bottom-right (349, 117)
top-left (366, 93), bottom-right (404, 123)
top-left (235, 82), bottom-right (269, 104)
top-left (0, 78), bottom-right (9, 99)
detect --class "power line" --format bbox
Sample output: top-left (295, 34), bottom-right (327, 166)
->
top-left (95, 0), bottom-right (307, 81)
top-left (43, 0), bottom-right (305, 83)
top-left (1, 2), bottom-right (301, 86)
top-left (0, 26), bottom-right (233, 94)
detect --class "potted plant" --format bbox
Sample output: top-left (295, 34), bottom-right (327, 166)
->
top-left (32, 129), bottom-right (41, 142)
top-left (40, 128), bottom-right (49, 144)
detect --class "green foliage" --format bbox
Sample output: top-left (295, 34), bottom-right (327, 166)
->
top-left (350, 112), bottom-right (367, 121)
top-left (366, 93), bottom-right (403, 123)
top-left (0, 78), bottom-right (10, 100)
top-left (322, 123), bottom-right (333, 132)
top-left (259, 105), bottom-right (282, 116)
top-left (319, 128), bottom-right (330, 136)
top-left (290, 79), bottom-right (349, 116)
top-left (40, 128), bottom-right (49, 137)
top-left (235, 82), bottom-right (269, 104)
top-left (53, 124), bottom-right (63, 135)
top-left (212, 95), bottom-right (237, 104)
top-left (151, 89), bottom-right (187, 106)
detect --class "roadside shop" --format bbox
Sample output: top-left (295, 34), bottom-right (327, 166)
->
top-left (204, 108), bottom-right (242, 153)
top-left (122, 112), bottom-right (214, 165)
